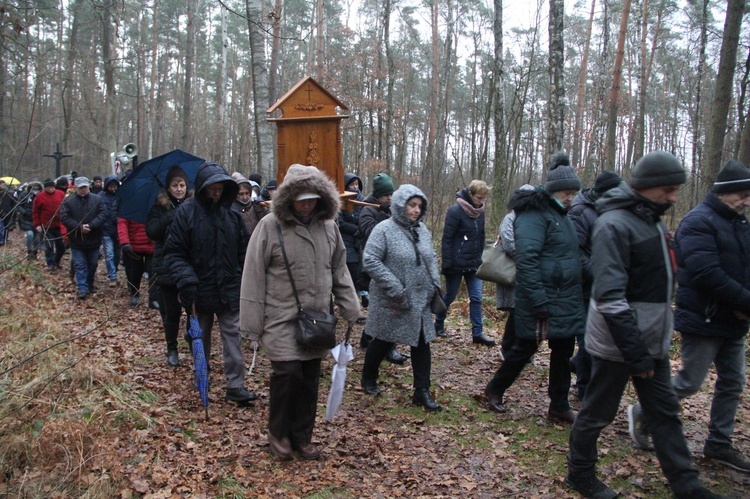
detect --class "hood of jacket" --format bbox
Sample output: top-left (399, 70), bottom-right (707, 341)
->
top-left (391, 184), bottom-right (428, 227)
top-left (508, 185), bottom-right (566, 215)
top-left (570, 188), bottom-right (597, 211)
top-left (194, 162), bottom-right (238, 208)
top-left (104, 175), bottom-right (120, 191)
top-left (596, 183), bottom-right (671, 221)
top-left (344, 173), bottom-right (362, 191)
top-left (272, 166), bottom-right (340, 223)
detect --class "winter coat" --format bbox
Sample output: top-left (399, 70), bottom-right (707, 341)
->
top-left (495, 211), bottom-right (518, 310)
top-left (239, 166), bottom-right (359, 361)
top-left (232, 198), bottom-right (269, 238)
top-left (567, 188), bottom-right (599, 301)
top-left (359, 194), bottom-right (391, 246)
top-left (146, 190), bottom-right (192, 287)
top-left (673, 194), bottom-right (750, 339)
top-left (16, 187), bottom-right (41, 231)
top-left (363, 184), bottom-right (441, 347)
top-left (59, 192), bottom-right (107, 249)
top-left (100, 176), bottom-right (120, 239)
top-left (32, 188), bottom-right (65, 229)
top-left (512, 187), bottom-right (584, 340)
top-left (586, 184), bottom-right (677, 373)
top-left (0, 189), bottom-right (16, 226)
top-left (440, 188), bottom-right (486, 273)
top-left (338, 173), bottom-right (365, 264)
top-left (164, 162), bottom-right (248, 313)
top-left (117, 218), bottom-right (154, 255)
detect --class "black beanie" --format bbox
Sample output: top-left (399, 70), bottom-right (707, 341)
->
top-left (712, 160), bottom-right (750, 194)
top-left (166, 165), bottom-right (189, 187)
top-left (248, 173), bottom-right (262, 185)
top-left (593, 170), bottom-right (622, 195)
top-left (545, 152), bottom-right (581, 193)
top-left (630, 151), bottom-right (686, 189)
top-left (43, 177), bottom-right (55, 188)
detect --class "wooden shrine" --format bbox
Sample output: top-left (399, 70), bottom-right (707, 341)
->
top-left (267, 77), bottom-right (349, 191)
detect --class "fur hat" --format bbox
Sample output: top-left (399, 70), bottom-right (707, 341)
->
top-left (545, 152), bottom-right (581, 193)
top-left (630, 151), bottom-right (686, 189)
top-left (593, 170), bottom-right (622, 195)
top-left (372, 173), bottom-right (395, 198)
top-left (712, 160), bottom-right (750, 194)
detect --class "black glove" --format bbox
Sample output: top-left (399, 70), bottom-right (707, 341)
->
top-left (180, 285), bottom-right (198, 311)
top-left (533, 307), bottom-right (550, 321)
top-left (121, 244), bottom-right (136, 258)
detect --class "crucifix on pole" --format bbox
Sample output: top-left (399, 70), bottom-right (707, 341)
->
top-left (43, 143), bottom-right (73, 178)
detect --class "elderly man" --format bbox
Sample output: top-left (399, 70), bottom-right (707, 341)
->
top-left (566, 151), bottom-right (721, 498)
top-left (628, 160), bottom-right (750, 473)
top-left (60, 177), bottom-right (107, 299)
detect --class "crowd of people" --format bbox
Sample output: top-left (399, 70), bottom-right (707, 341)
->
top-left (1, 150), bottom-right (748, 498)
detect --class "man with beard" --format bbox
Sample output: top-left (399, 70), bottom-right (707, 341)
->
top-left (565, 152), bottom-right (721, 499)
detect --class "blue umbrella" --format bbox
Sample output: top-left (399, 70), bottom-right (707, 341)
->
top-left (117, 149), bottom-right (205, 224)
top-left (188, 315), bottom-right (210, 418)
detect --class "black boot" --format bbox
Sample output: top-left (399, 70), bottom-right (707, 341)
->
top-left (360, 378), bottom-right (381, 396)
top-left (360, 333), bottom-right (373, 349)
top-left (166, 349), bottom-right (179, 367)
top-left (412, 388), bottom-right (441, 411)
top-left (385, 346), bottom-right (409, 365)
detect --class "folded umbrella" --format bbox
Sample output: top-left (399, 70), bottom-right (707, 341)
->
top-left (326, 324), bottom-right (354, 422)
top-left (188, 314), bottom-right (209, 419)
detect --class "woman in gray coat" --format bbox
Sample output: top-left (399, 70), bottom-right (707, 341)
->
top-left (360, 184), bottom-right (443, 411)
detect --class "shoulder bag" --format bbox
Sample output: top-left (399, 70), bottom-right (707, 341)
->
top-left (276, 223), bottom-right (338, 349)
top-left (476, 240), bottom-right (516, 286)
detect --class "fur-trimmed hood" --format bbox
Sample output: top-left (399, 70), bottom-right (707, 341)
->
top-left (155, 188), bottom-right (194, 210)
top-left (272, 165), bottom-right (340, 223)
top-left (391, 184), bottom-right (428, 227)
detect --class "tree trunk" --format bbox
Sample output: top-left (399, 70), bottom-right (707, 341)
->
top-left (547, 0), bottom-right (565, 158)
top-left (704, 0), bottom-right (745, 183)
top-left (424, 0), bottom-right (440, 195)
top-left (384, 0), bottom-right (394, 174)
top-left (181, 0), bottom-right (195, 151)
top-left (269, 0), bottom-right (282, 105)
top-left (101, 2), bottom-right (117, 158)
top-left (62, 0), bottom-right (84, 151)
top-left (214, 6), bottom-right (228, 163)
top-left (316, 0), bottom-right (324, 79)
top-left (604, 0), bottom-right (632, 170)
top-left (572, 0), bottom-right (595, 168)
top-left (492, 0), bottom-right (507, 214)
top-left (246, 0), bottom-right (275, 177)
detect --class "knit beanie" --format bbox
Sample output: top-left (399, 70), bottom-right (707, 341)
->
top-left (248, 173), bottom-right (262, 185)
top-left (56, 177), bottom-right (69, 190)
top-left (593, 170), bottom-right (622, 195)
top-left (43, 177), bottom-right (55, 188)
top-left (93, 175), bottom-right (102, 182)
top-left (372, 173), bottom-right (395, 198)
top-left (630, 151), bottom-right (686, 189)
top-left (545, 152), bottom-right (581, 193)
top-left (712, 160), bottom-right (750, 194)
top-left (166, 166), bottom-right (189, 187)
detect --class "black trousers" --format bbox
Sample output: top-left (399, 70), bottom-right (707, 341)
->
top-left (486, 335), bottom-right (575, 412)
top-left (362, 331), bottom-right (431, 389)
top-left (123, 251), bottom-right (156, 299)
top-left (500, 309), bottom-right (516, 354)
top-left (268, 358), bottom-right (322, 445)
top-left (158, 284), bottom-right (183, 351)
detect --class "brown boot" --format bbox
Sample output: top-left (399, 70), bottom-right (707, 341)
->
top-left (267, 431), bottom-right (293, 461)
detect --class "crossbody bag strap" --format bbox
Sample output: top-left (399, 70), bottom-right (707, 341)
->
top-left (276, 223), bottom-right (303, 313)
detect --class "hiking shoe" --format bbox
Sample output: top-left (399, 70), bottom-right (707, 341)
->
top-left (108, 279), bottom-right (117, 288)
top-left (225, 387), bottom-right (258, 403)
top-left (627, 404), bottom-right (653, 450)
top-left (565, 473), bottom-right (618, 499)
top-left (703, 443), bottom-right (750, 473)
top-left (674, 486), bottom-right (729, 498)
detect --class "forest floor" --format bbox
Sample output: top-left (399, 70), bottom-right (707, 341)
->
top-left (0, 230), bottom-right (749, 498)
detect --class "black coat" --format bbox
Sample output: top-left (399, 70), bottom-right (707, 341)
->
top-left (146, 191), bottom-right (190, 287)
top-left (163, 163), bottom-right (248, 312)
top-left (674, 194), bottom-right (750, 339)
top-left (16, 189), bottom-right (40, 231)
top-left (440, 188), bottom-right (485, 273)
top-left (59, 192), bottom-right (107, 249)
top-left (567, 188), bottom-right (598, 300)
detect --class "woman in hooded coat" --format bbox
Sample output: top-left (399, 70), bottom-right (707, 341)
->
top-left (360, 184), bottom-right (443, 411)
top-left (240, 165), bottom-right (360, 462)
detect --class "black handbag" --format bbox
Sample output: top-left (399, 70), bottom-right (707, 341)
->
top-left (431, 288), bottom-right (447, 315)
top-left (277, 224), bottom-right (338, 349)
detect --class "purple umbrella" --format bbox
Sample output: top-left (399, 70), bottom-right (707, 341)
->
top-left (188, 315), bottom-right (209, 418)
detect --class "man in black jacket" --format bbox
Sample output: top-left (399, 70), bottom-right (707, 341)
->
top-left (163, 162), bottom-right (257, 405)
top-left (566, 152), bottom-right (721, 499)
top-left (628, 160), bottom-right (750, 472)
top-left (60, 177), bottom-right (107, 300)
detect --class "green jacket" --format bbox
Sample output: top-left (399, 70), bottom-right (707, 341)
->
top-left (511, 187), bottom-right (585, 340)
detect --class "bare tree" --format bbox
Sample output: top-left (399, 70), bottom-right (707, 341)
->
top-left (181, 0), bottom-right (195, 151)
top-left (547, 0), bottom-right (565, 158)
top-left (604, 0), bottom-right (632, 170)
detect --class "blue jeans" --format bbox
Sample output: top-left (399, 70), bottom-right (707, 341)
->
top-left (567, 356), bottom-right (701, 495)
top-left (42, 227), bottom-right (66, 267)
top-left (71, 247), bottom-right (100, 294)
top-left (24, 229), bottom-right (41, 254)
top-left (436, 270), bottom-right (483, 336)
top-left (101, 236), bottom-right (119, 280)
top-left (673, 333), bottom-right (746, 448)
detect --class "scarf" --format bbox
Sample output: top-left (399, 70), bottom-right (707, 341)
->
top-left (456, 197), bottom-right (484, 219)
